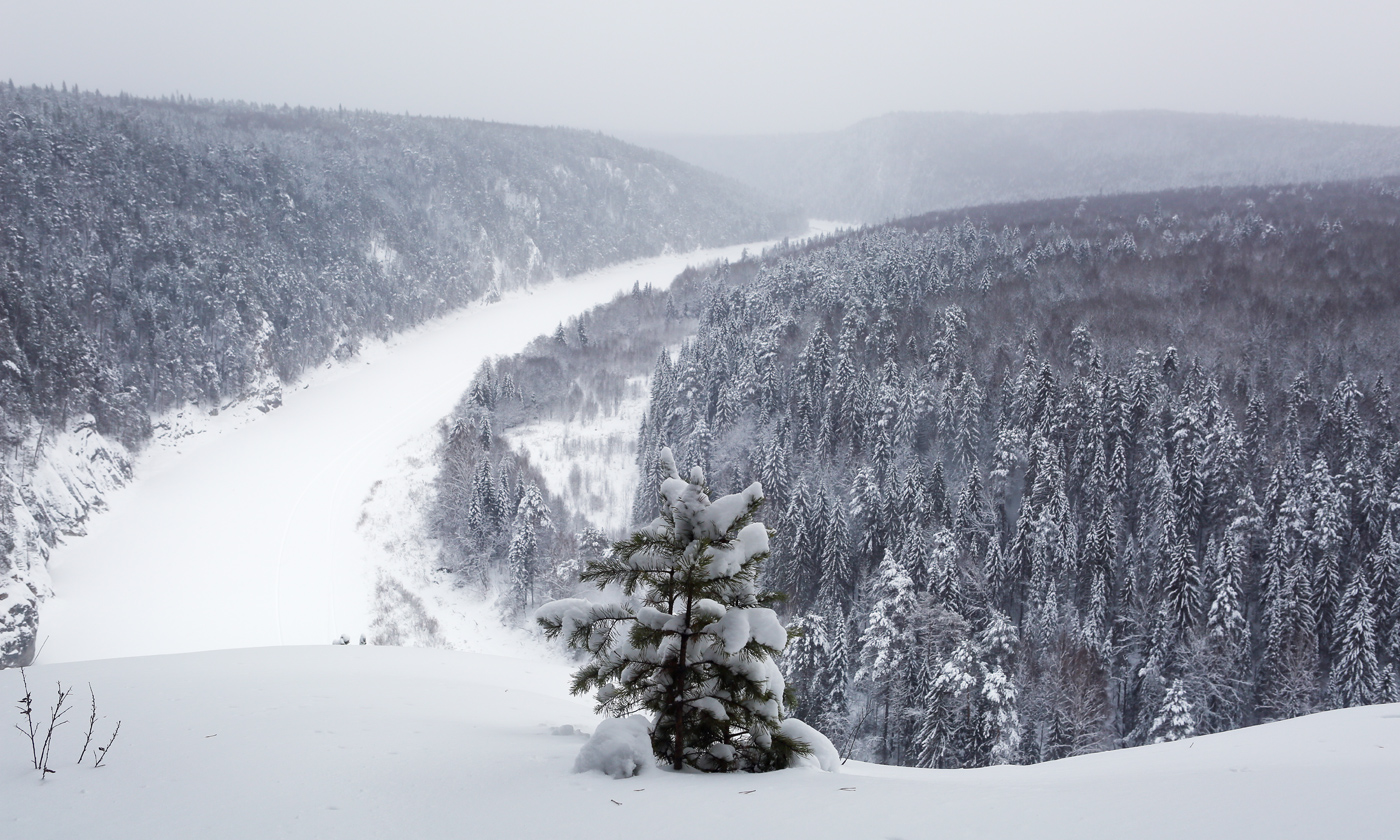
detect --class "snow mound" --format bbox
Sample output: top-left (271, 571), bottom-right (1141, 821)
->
top-left (574, 715), bottom-right (654, 779)
top-left (781, 718), bottom-right (841, 772)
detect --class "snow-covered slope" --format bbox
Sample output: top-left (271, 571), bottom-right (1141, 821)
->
top-left (34, 237), bottom-right (789, 665)
top-left (501, 373), bottom-right (650, 535)
top-left (3, 646), bottom-right (1397, 839)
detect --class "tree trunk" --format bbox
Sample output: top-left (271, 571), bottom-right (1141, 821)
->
top-left (673, 631), bottom-right (689, 771)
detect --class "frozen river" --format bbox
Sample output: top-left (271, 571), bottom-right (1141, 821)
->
top-left (36, 235), bottom-right (801, 664)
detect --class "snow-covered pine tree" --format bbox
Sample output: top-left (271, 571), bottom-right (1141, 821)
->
top-left (980, 611), bottom-right (1021, 765)
top-left (1160, 526), bottom-right (1203, 645)
top-left (552, 526), bottom-right (612, 594)
top-left (1148, 679), bottom-right (1197, 743)
top-left (784, 612), bottom-right (834, 722)
top-left (815, 487), bottom-right (855, 613)
top-left (1329, 568), bottom-right (1381, 708)
top-left (813, 604), bottom-right (853, 736)
top-left (507, 482), bottom-right (552, 615)
top-left (537, 448), bottom-right (810, 772)
top-left (914, 623), bottom-right (981, 768)
top-left (856, 548), bottom-right (922, 763)
top-left (1307, 457), bottom-right (1348, 657)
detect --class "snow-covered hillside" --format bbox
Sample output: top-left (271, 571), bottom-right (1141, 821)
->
top-left (33, 237), bottom-right (791, 665)
top-left (3, 645), bottom-right (1397, 839)
top-left (502, 373), bottom-right (650, 534)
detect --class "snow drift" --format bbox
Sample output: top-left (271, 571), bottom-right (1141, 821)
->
top-left (2, 646), bottom-right (1397, 840)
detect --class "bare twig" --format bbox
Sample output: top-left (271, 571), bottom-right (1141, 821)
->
top-left (840, 702), bottom-right (875, 765)
top-left (38, 682), bottom-right (74, 778)
top-left (93, 720), bottom-right (121, 767)
top-left (77, 683), bottom-right (98, 765)
top-left (14, 668), bottom-right (38, 770)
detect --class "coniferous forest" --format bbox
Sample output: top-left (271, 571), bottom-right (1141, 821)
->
top-left (442, 178), bottom-right (1400, 767)
top-left (0, 84), bottom-right (798, 451)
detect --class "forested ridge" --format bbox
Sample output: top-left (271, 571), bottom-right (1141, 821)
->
top-left (0, 83), bottom-right (799, 451)
top-left (446, 178), bottom-right (1400, 768)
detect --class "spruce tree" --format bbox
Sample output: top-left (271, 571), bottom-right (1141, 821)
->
top-left (507, 483), bottom-right (552, 615)
top-left (1148, 679), bottom-right (1197, 743)
top-left (784, 612), bottom-right (834, 722)
top-left (1330, 569), bottom-right (1380, 708)
top-left (980, 612), bottom-right (1022, 765)
top-left (537, 448), bottom-right (809, 772)
top-left (856, 549), bottom-right (921, 763)
top-left (816, 489), bottom-right (854, 612)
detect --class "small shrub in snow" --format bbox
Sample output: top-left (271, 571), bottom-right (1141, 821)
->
top-left (574, 715), bottom-right (653, 778)
top-left (538, 448), bottom-right (812, 772)
top-left (12, 670), bottom-right (121, 776)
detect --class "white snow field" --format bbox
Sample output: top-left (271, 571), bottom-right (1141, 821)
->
top-left (33, 236), bottom-right (796, 665)
top-left (2, 646), bottom-right (1398, 840)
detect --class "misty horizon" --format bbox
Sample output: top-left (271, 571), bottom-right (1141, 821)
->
top-left (3, 0), bottom-right (1398, 136)
top-left (4, 79), bottom-right (1397, 140)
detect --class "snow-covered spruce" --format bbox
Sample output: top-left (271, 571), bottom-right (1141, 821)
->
top-left (537, 448), bottom-right (812, 772)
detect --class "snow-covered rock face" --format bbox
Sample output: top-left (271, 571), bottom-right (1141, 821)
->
top-left (0, 418), bottom-right (132, 668)
top-left (0, 577), bottom-right (38, 667)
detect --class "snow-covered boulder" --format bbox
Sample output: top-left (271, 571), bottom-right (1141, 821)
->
top-left (574, 715), bottom-right (653, 779)
top-left (0, 577), bottom-right (38, 668)
top-left (780, 718), bottom-right (840, 772)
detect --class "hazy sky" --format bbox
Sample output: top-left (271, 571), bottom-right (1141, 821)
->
top-left (3, 0), bottom-right (1398, 135)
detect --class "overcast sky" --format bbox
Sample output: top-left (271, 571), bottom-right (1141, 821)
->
top-left (2, 0), bottom-right (1398, 135)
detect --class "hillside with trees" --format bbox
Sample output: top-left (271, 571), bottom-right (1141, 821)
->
top-left (425, 232), bottom-right (850, 623)
top-left (0, 83), bottom-right (799, 450)
top-left (575, 178), bottom-right (1400, 767)
top-left (635, 111), bottom-right (1400, 222)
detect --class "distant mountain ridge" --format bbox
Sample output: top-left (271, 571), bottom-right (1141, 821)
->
top-left (630, 111), bottom-right (1400, 221)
